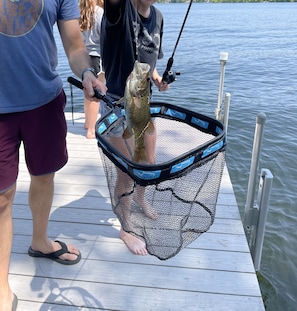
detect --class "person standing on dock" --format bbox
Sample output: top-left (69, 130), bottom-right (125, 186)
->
top-left (79, 0), bottom-right (105, 139)
top-left (101, 0), bottom-right (169, 256)
top-left (0, 1), bottom-right (107, 310)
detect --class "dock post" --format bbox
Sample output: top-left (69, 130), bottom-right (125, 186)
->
top-left (243, 113), bottom-right (266, 247)
top-left (222, 92), bottom-right (231, 135)
top-left (252, 168), bottom-right (273, 270)
top-left (215, 52), bottom-right (228, 121)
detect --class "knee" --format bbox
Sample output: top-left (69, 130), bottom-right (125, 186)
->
top-left (30, 173), bottom-right (55, 186)
top-left (0, 185), bottom-right (15, 213)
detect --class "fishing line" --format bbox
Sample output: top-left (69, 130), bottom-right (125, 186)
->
top-left (133, 1), bottom-right (140, 61)
top-left (69, 82), bottom-right (74, 125)
top-left (162, 0), bottom-right (193, 84)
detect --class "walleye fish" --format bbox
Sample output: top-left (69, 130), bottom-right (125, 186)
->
top-left (122, 61), bottom-right (155, 163)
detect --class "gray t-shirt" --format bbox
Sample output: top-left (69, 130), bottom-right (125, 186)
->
top-left (82, 5), bottom-right (103, 57)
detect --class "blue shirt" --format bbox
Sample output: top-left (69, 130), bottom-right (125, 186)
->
top-left (0, 0), bottom-right (79, 113)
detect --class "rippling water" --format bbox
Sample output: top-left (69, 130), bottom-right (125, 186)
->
top-left (56, 3), bottom-right (297, 310)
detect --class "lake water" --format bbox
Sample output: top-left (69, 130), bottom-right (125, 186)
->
top-left (56, 3), bottom-right (297, 310)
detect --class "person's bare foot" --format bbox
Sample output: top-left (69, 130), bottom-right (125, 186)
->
top-left (0, 291), bottom-right (16, 311)
top-left (86, 129), bottom-right (95, 139)
top-left (120, 227), bottom-right (148, 255)
top-left (134, 197), bottom-right (158, 220)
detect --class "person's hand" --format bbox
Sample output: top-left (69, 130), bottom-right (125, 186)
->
top-left (153, 76), bottom-right (170, 92)
top-left (82, 71), bottom-right (107, 101)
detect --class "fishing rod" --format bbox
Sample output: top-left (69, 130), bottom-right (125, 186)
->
top-left (162, 0), bottom-right (193, 84)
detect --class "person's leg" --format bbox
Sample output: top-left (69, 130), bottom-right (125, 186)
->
top-left (0, 185), bottom-right (16, 311)
top-left (0, 109), bottom-right (21, 310)
top-left (28, 173), bottom-right (80, 261)
top-left (22, 91), bottom-right (80, 262)
top-left (84, 98), bottom-right (99, 139)
top-left (84, 63), bottom-right (105, 138)
top-left (134, 124), bottom-right (158, 220)
top-left (84, 98), bottom-right (90, 129)
top-left (133, 187), bottom-right (158, 220)
top-left (110, 135), bottom-right (148, 255)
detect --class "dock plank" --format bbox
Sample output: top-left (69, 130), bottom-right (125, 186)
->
top-left (9, 113), bottom-right (265, 310)
top-left (11, 275), bottom-right (265, 311)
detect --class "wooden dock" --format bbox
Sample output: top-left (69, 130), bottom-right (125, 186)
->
top-left (10, 112), bottom-right (265, 310)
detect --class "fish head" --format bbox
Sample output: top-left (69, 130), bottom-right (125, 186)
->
top-left (126, 61), bottom-right (150, 97)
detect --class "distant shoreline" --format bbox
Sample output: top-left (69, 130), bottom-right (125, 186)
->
top-left (158, 1), bottom-right (293, 3)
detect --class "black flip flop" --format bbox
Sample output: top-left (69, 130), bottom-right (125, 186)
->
top-left (28, 240), bottom-right (81, 265)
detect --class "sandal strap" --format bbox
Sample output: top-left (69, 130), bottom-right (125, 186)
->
top-left (47, 240), bottom-right (69, 258)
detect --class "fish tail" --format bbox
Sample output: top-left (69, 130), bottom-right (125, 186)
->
top-left (134, 146), bottom-right (148, 163)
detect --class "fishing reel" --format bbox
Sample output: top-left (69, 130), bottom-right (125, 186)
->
top-left (162, 69), bottom-right (180, 84)
top-left (162, 56), bottom-right (180, 84)
top-left (161, 0), bottom-right (193, 85)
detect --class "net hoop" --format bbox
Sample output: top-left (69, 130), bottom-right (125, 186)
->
top-left (95, 102), bottom-right (226, 186)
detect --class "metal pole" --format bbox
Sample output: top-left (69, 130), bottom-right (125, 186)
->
top-left (252, 168), bottom-right (273, 271)
top-left (215, 52), bottom-right (228, 121)
top-left (243, 113), bottom-right (266, 246)
top-left (222, 92), bottom-right (231, 135)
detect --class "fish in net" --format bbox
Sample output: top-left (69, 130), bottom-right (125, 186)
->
top-left (96, 102), bottom-right (226, 260)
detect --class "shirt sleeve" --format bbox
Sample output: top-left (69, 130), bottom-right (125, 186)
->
top-left (57, 0), bottom-right (80, 20)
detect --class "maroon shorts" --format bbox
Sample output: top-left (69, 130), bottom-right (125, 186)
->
top-left (0, 91), bottom-right (68, 192)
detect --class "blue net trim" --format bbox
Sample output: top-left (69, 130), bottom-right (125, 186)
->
top-left (95, 102), bottom-right (226, 186)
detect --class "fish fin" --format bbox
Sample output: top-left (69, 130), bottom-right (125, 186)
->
top-left (122, 127), bottom-right (133, 139)
top-left (133, 97), bottom-right (141, 109)
top-left (116, 97), bottom-right (125, 107)
top-left (146, 120), bottom-right (155, 136)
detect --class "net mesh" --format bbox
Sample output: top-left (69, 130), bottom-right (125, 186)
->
top-left (96, 102), bottom-right (226, 260)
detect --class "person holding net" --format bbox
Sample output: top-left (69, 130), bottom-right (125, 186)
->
top-left (0, 1), bottom-right (107, 310)
top-left (101, 0), bottom-right (170, 255)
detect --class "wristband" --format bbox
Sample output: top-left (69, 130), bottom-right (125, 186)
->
top-left (81, 67), bottom-right (97, 80)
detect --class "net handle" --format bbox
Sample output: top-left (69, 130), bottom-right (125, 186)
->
top-left (67, 76), bottom-right (115, 109)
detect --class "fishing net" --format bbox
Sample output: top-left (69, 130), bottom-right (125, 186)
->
top-left (96, 102), bottom-right (226, 260)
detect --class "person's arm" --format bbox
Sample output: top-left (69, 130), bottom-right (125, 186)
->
top-left (57, 19), bottom-right (107, 99)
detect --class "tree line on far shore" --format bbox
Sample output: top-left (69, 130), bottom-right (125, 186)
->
top-left (158, 0), bottom-right (295, 3)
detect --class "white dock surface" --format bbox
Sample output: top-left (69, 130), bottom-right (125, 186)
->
top-left (10, 112), bottom-right (265, 311)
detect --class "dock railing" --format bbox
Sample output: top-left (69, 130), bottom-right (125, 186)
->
top-left (215, 52), bottom-right (273, 271)
top-left (243, 113), bottom-right (273, 271)
top-left (215, 52), bottom-right (229, 123)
